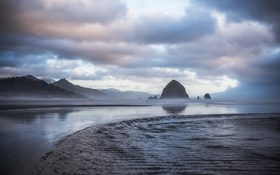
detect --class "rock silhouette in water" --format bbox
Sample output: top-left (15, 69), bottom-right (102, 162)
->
top-left (204, 93), bottom-right (211, 99)
top-left (160, 80), bottom-right (189, 99)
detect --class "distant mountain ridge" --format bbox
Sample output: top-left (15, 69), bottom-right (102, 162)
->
top-left (41, 77), bottom-right (56, 84)
top-left (0, 75), bottom-right (154, 100)
top-left (52, 79), bottom-right (106, 98)
top-left (52, 79), bottom-right (151, 99)
top-left (52, 79), bottom-right (153, 100)
top-left (99, 88), bottom-right (152, 100)
top-left (25, 75), bottom-right (40, 81)
top-left (0, 75), bottom-right (83, 99)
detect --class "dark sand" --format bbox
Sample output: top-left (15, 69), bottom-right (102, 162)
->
top-left (33, 113), bottom-right (280, 175)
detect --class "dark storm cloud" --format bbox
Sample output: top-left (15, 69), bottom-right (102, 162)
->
top-left (0, 0), bottom-right (22, 34)
top-left (0, 53), bottom-right (19, 67)
top-left (196, 0), bottom-right (280, 42)
top-left (253, 49), bottom-right (280, 84)
top-left (0, 35), bottom-right (56, 68)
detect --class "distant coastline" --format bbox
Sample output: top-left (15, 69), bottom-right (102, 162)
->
top-left (1, 99), bottom-right (280, 111)
top-left (0, 103), bottom-right (151, 111)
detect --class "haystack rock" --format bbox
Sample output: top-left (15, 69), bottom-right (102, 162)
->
top-left (204, 93), bottom-right (211, 99)
top-left (160, 80), bottom-right (189, 99)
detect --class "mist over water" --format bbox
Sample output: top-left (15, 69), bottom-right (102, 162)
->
top-left (0, 103), bottom-right (280, 174)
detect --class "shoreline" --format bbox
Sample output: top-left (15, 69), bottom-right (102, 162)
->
top-left (53, 112), bottom-right (280, 146)
top-left (0, 104), bottom-right (152, 111)
top-left (44, 112), bottom-right (280, 146)
top-left (33, 113), bottom-right (280, 175)
top-left (1, 99), bottom-right (280, 112)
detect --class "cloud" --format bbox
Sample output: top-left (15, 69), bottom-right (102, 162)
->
top-left (0, 0), bottom-right (127, 47)
top-left (250, 48), bottom-right (280, 84)
top-left (0, 0), bottom-right (22, 34)
top-left (0, 0), bottom-right (280, 99)
top-left (0, 0), bottom-right (129, 64)
top-left (196, 0), bottom-right (280, 42)
top-left (0, 0), bottom-right (216, 67)
top-left (159, 14), bottom-right (274, 73)
top-left (36, 0), bottom-right (127, 24)
top-left (1, 0), bottom-right (127, 25)
top-left (124, 8), bottom-right (216, 44)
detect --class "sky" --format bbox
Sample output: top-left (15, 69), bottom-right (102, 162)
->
top-left (0, 0), bottom-right (280, 99)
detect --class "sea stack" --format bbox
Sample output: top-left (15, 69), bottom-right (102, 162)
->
top-left (204, 93), bottom-right (211, 99)
top-left (160, 80), bottom-right (189, 99)
top-left (148, 95), bottom-right (158, 100)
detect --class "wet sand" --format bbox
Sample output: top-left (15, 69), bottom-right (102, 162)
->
top-left (0, 100), bottom-right (151, 111)
top-left (33, 113), bottom-right (280, 175)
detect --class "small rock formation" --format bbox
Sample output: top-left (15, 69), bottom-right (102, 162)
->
top-left (148, 95), bottom-right (158, 100)
top-left (160, 80), bottom-right (189, 99)
top-left (204, 93), bottom-right (211, 99)
top-left (197, 96), bottom-right (200, 100)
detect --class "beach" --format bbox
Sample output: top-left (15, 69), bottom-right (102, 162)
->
top-left (2, 0), bottom-right (280, 174)
top-left (33, 113), bottom-right (280, 175)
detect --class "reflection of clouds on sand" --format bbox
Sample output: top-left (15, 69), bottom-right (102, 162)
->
top-left (0, 108), bottom-right (78, 175)
top-left (0, 108), bottom-right (76, 121)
